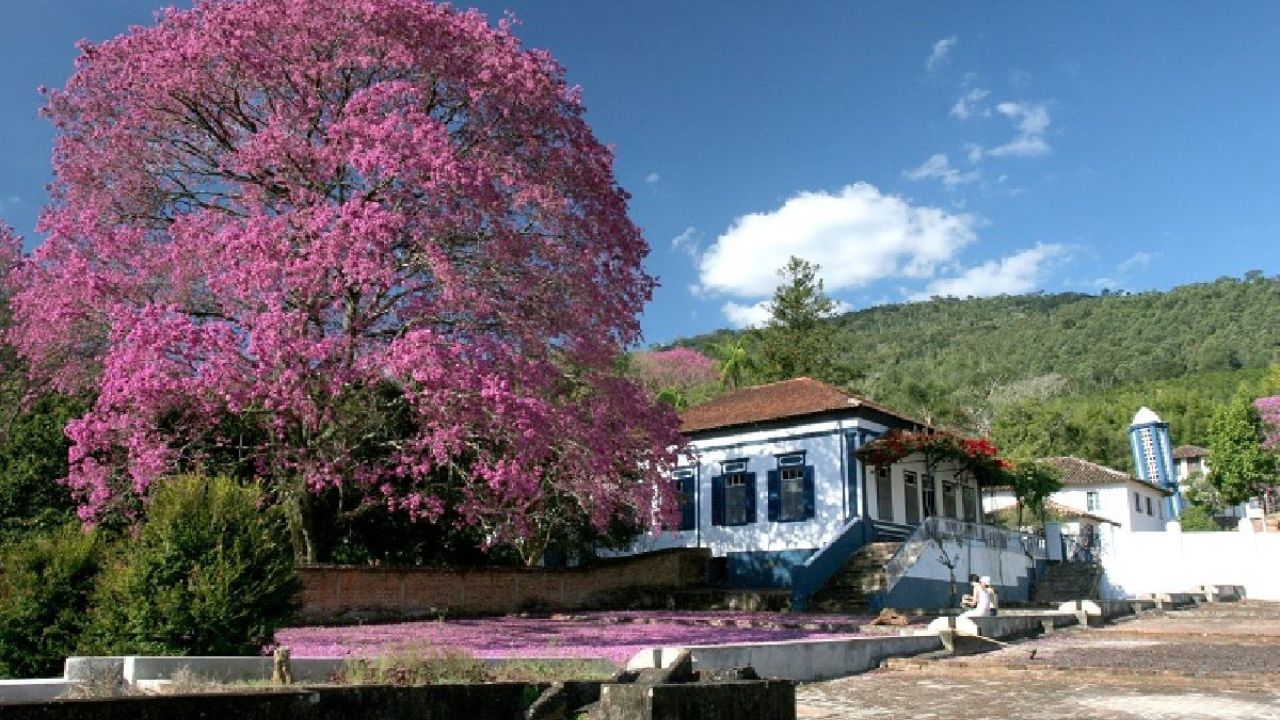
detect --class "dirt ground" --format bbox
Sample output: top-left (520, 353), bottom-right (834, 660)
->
top-left (796, 601), bottom-right (1280, 720)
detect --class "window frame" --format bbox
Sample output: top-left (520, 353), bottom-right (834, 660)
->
top-left (768, 452), bottom-right (815, 523)
top-left (1086, 490), bottom-right (1100, 512)
top-left (712, 459), bottom-right (756, 527)
top-left (672, 467), bottom-right (697, 532)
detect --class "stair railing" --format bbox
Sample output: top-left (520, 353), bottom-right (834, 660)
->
top-left (789, 515), bottom-right (870, 611)
top-left (881, 517), bottom-right (1047, 598)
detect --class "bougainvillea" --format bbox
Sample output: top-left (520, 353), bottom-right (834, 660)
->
top-left (857, 429), bottom-right (1011, 486)
top-left (8, 0), bottom-right (685, 559)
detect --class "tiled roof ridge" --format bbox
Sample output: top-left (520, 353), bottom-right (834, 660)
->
top-left (1046, 455), bottom-right (1132, 478)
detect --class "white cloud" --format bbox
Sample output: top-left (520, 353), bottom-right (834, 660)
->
top-left (721, 300), bottom-right (772, 329)
top-left (950, 88), bottom-right (991, 119)
top-left (965, 143), bottom-right (985, 164)
top-left (926, 36), bottom-right (957, 71)
top-left (905, 153), bottom-right (980, 188)
top-left (645, 172), bottom-right (661, 185)
top-left (986, 101), bottom-right (1051, 158)
top-left (911, 243), bottom-right (1068, 300)
top-left (698, 183), bottom-right (979, 301)
top-left (670, 226), bottom-right (700, 261)
top-left (1118, 251), bottom-right (1157, 273)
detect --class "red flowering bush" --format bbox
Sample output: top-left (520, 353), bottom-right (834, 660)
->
top-left (857, 429), bottom-right (1012, 486)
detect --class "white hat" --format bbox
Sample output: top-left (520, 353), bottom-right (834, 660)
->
top-left (979, 576), bottom-right (991, 585)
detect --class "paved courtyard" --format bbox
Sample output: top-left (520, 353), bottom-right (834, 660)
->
top-left (797, 601), bottom-right (1280, 720)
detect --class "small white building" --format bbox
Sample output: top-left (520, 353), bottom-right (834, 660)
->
top-left (628, 378), bottom-right (985, 589)
top-left (983, 456), bottom-right (1174, 532)
top-left (1172, 445), bottom-right (1211, 484)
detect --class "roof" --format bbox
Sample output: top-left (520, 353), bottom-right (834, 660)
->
top-left (987, 499), bottom-right (1121, 527)
top-left (1173, 445), bottom-right (1210, 459)
top-left (678, 377), bottom-right (927, 435)
top-left (1044, 456), bottom-right (1174, 496)
top-left (986, 456), bottom-right (1174, 496)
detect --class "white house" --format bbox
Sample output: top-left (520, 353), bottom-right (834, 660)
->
top-left (983, 456), bottom-right (1173, 532)
top-left (628, 378), bottom-right (987, 590)
top-left (1172, 445), bottom-right (1210, 484)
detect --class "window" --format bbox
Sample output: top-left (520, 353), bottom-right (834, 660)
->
top-left (875, 466), bottom-right (894, 521)
top-left (673, 468), bottom-right (696, 531)
top-left (769, 453), bottom-right (814, 522)
top-left (942, 481), bottom-right (958, 519)
top-left (1086, 491), bottom-right (1100, 512)
top-left (1146, 496), bottom-right (1153, 516)
top-left (904, 471), bottom-right (921, 524)
top-left (712, 460), bottom-right (756, 527)
top-left (962, 486), bottom-right (978, 523)
top-left (921, 475), bottom-right (937, 518)
top-left (1134, 491), bottom-right (1141, 511)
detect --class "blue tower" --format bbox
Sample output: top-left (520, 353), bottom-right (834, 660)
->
top-left (1128, 407), bottom-right (1183, 519)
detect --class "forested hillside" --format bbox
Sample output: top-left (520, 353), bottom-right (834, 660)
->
top-left (676, 274), bottom-right (1280, 471)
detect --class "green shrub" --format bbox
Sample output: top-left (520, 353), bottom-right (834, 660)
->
top-left (1178, 504), bottom-right (1225, 532)
top-left (0, 522), bottom-right (103, 678)
top-left (82, 474), bottom-right (299, 656)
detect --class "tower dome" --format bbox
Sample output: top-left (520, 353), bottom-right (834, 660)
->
top-left (1131, 406), bottom-right (1162, 426)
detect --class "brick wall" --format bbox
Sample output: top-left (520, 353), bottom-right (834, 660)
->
top-left (295, 548), bottom-right (710, 621)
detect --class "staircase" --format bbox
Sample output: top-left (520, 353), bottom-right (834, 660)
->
top-left (810, 541), bottom-right (901, 611)
top-left (1033, 562), bottom-right (1103, 603)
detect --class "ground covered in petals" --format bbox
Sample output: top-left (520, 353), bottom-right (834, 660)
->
top-left (276, 611), bottom-right (880, 664)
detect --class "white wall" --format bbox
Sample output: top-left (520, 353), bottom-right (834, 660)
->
top-left (1099, 524), bottom-right (1280, 600)
top-left (631, 417), bottom-right (874, 557)
top-left (629, 418), bottom-right (979, 558)
top-left (985, 482), bottom-right (1168, 532)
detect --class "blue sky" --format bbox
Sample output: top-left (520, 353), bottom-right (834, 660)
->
top-left (3, 2), bottom-right (1279, 346)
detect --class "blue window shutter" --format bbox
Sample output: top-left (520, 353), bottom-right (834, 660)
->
top-left (711, 475), bottom-right (725, 526)
top-left (803, 465), bottom-right (816, 519)
top-left (767, 470), bottom-right (781, 522)
top-left (745, 472), bottom-right (758, 524)
top-left (680, 476), bottom-right (696, 531)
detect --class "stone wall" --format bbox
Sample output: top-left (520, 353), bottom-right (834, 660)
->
top-left (295, 548), bottom-right (710, 621)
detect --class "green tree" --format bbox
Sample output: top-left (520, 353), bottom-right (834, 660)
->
top-left (760, 257), bottom-right (837, 382)
top-left (0, 394), bottom-right (86, 544)
top-left (1207, 393), bottom-right (1276, 506)
top-left (0, 523), bottom-right (103, 678)
top-left (82, 475), bottom-right (299, 656)
top-left (1006, 461), bottom-right (1063, 527)
top-left (1177, 504), bottom-right (1223, 532)
top-left (709, 335), bottom-right (757, 391)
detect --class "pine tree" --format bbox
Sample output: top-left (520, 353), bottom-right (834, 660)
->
top-left (760, 257), bottom-right (838, 382)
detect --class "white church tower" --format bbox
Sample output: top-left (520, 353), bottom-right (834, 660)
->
top-left (1128, 407), bottom-right (1183, 519)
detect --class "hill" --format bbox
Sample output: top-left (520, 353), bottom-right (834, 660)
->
top-left (675, 274), bottom-right (1280, 470)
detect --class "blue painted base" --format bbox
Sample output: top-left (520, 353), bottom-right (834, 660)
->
top-left (725, 550), bottom-right (816, 588)
top-left (880, 573), bottom-right (1033, 610)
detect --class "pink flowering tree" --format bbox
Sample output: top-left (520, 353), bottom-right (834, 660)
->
top-left (1255, 396), bottom-right (1280, 450)
top-left (629, 348), bottom-right (721, 409)
top-left (9, 0), bottom-right (685, 563)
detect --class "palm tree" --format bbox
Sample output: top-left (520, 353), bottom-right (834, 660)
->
top-left (710, 336), bottom-right (753, 391)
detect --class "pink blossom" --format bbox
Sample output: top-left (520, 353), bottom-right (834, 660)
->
top-left (1255, 396), bottom-right (1280, 450)
top-left (9, 0), bottom-right (686, 546)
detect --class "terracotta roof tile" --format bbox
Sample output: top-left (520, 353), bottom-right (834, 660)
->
top-left (1173, 445), bottom-right (1210, 459)
top-left (985, 456), bottom-right (1173, 496)
top-left (678, 377), bottom-right (926, 434)
top-left (1044, 456), bottom-right (1173, 496)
